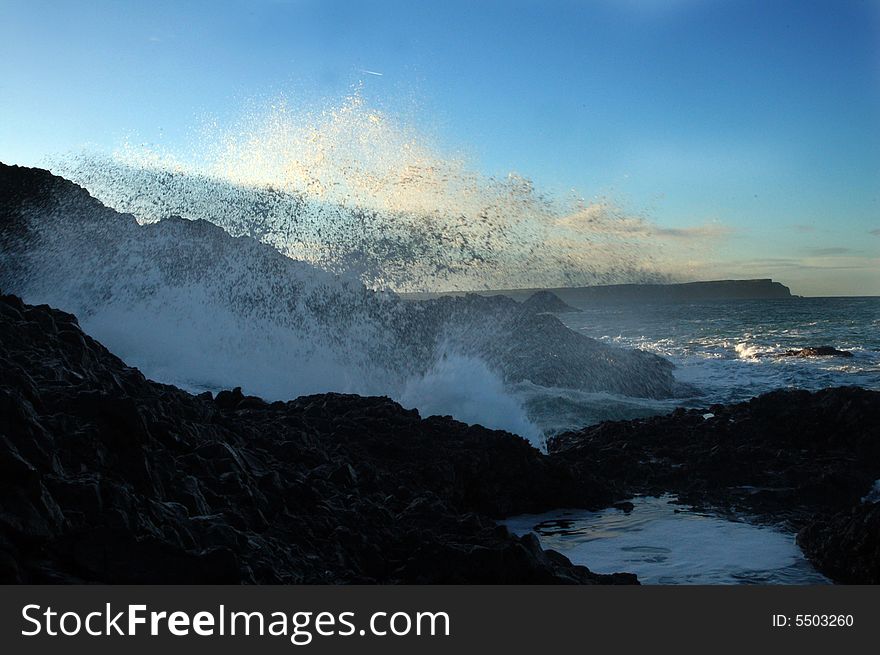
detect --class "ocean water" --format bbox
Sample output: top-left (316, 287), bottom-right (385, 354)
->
top-left (517, 296), bottom-right (880, 435)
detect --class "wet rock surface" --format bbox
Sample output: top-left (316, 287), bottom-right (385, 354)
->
top-left (0, 294), bottom-right (633, 584)
top-left (550, 387), bottom-right (880, 583)
top-left (797, 503), bottom-right (880, 584)
top-left (777, 346), bottom-right (854, 358)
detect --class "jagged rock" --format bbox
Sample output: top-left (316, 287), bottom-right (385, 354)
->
top-left (797, 503), bottom-right (880, 584)
top-left (0, 294), bottom-right (631, 584)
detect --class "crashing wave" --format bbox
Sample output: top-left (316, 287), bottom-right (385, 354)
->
top-left (47, 91), bottom-right (671, 293)
top-left (0, 163), bottom-right (683, 445)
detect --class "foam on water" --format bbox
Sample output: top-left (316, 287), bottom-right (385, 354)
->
top-left (77, 288), bottom-right (372, 399)
top-left (505, 496), bottom-right (829, 584)
top-left (87, 290), bottom-right (542, 441)
top-left (556, 298), bottom-right (880, 419)
top-left (4, 204), bottom-right (553, 446)
top-left (734, 342), bottom-right (763, 360)
top-left (513, 381), bottom-right (681, 435)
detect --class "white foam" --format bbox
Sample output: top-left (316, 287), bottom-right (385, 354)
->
top-left (5, 191), bottom-right (562, 444)
top-left (734, 342), bottom-right (762, 360)
top-left (78, 289), bottom-right (376, 400)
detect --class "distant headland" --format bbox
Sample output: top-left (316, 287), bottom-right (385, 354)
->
top-left (403, 279), bottom-right (795, 304)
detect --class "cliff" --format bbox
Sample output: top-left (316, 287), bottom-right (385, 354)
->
top-left (404, 279), bottom-right (794, 305)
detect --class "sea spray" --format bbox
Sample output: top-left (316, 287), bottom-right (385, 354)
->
top-left (49, 90), bottom-right (671, 293)
top-left (399, 348), bottom-right (543, 448)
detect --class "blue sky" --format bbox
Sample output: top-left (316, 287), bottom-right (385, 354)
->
top-left (1, 0), bottom-right (878, 295)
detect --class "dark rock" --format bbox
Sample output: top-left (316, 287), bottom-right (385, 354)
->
top-left (778, 346), bottom-right (854, 358)
top-left (214, 387), bottom-right (245, 410)
top-left (797, 503), bottom-right (880, 584)
top-left (0, 294), bottom-right (632, 584)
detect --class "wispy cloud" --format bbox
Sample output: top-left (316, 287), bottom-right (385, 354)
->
top-left (652, 224), bottom-right (734, 240)
top-left (790, 223), bottom-right (815, 233)
top-left (870, 228), bottom-right (880, 237)
top-left (715, 254), bottom-right (879, 273)
top-left (555, 205), bottom-right (732, 243)
top-left (803, 246), bottom-right (856, 256)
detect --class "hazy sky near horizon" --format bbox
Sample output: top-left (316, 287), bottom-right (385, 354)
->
top-left (1, 0), bottom-right (878, 295)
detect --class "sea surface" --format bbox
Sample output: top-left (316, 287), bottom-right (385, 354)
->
top-left (518, 296), bottom-right (880, 436)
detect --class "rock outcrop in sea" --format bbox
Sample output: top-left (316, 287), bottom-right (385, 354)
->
top-left (778, 346), bottom-right (854, 358)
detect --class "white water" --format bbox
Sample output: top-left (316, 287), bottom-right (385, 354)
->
top-left (2, 174), bottom-right (560, 447)
top-left (57, 292), bottom-right (543, 444)
top-left (557, 298), bottom-right (880, 420)
top-left (399, 351), bottom-right (542, 444)
top-left (10, 227), bottom-right (544, 444)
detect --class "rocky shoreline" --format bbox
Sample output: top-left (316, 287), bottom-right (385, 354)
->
top-left (0, 294), bottom-right (630, 584)
top-left (2, 292), bottom-right (878, 584)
